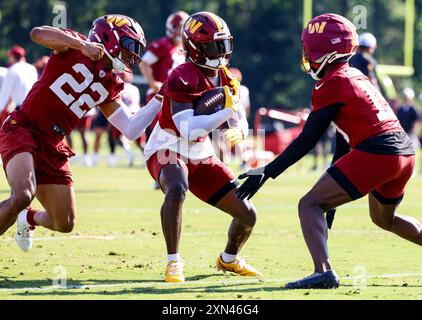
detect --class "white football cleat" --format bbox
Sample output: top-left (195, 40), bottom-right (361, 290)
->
top-left (16, 209), bottom-right (35, 252)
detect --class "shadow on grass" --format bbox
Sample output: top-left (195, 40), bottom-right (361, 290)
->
top-left (3, 275), bottom-right (286, 297)
top-left (12, 283), bottom-right (286, 297)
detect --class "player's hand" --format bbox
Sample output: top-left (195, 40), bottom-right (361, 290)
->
top-left (224, 127), bottom-right (244, 146)
top-left (236, 168), bottom-right (270, 200)
top-left (150, 81), bottom-right (163, 93)
top-left (223, 67), bottom-right (241, 96)
top-left (224, 85), bottom-right (240, 113)
top-left (81, 41), bottom-right (105, 61)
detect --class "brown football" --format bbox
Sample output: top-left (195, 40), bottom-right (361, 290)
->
top-left (194, 86), bottom-right (229, 116)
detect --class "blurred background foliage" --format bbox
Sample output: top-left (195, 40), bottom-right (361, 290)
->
top-left (0, 0), bottom-right (421, 113)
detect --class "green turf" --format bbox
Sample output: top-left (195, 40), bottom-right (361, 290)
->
top-left (0, 152), bottom-right (422, 300)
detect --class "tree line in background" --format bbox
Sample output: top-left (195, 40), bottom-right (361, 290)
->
top-left (1, 0), bottom-right (422, 113)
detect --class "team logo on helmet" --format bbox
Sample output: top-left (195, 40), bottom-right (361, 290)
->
top-left (89, 14), bottom-right (147, 72)
top-left (182, 12), bottom-right (233, 70)
top-left (301, 13), bottom-right (358, 80)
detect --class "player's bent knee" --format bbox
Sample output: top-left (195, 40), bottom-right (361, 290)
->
top-left (54, 219), bottom-right (75, 233)
top-left (165, 182), bottom-right (188, 203)
top-left (298, 193), bottom-right (321, 217)
top-left (245, 206), bottom-right (257, 227)
top-left (298, 194), bottom-right (313, 213)
top-left (370, 214), bottom-right (393, 231)
top-left (10, 190), bottom-right (35, 213)
top-left (237, 204), bottom-right (257, 228)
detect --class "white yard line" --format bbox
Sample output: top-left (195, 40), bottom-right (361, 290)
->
top-left (0, 273), bottom-right (422, 293)
top-left (1, 228), bottom-right (386, 243)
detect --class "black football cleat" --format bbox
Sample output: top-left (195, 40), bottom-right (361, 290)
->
top-left (285, 270), bottom-right (340, 289)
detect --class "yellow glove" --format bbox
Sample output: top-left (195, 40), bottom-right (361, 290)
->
top-left (224, 85), bottom-right (240, 113)
top-left (223, 67), bottom-right (241, 96)
top-left (224, 127), bottom-right (244, 145)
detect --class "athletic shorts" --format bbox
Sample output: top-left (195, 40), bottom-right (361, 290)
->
top-left (147, 150), bottom-right (237, 205)
top-left (328, 149), bottom-right (415, 204)
top-left (91, 112), bottom-right (109, 129)
top-left (0, 111), bottom-right (74, 186)
top-left (76, 115), bottom-right (93, 131)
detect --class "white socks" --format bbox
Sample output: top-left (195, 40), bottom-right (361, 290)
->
top-left (168, 253), bottom-right (181, 263)
top-left (221, 252), bottom-right (237, 263)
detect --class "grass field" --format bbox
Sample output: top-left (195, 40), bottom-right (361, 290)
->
top-left (0, 151), bottom-right (422, 300)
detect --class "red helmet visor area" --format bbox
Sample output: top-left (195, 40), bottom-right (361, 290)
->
top-left (198, 38), bottom-right (233, 59)
top-left (121, 36), bottom-right (146, 70)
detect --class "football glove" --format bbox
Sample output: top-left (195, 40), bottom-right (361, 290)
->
top-left (224, 127), bottom-right (244, 146)
top-left (223, 85), bottom-right (240, 113)
top-left (236, 168), bottom-right (270, 200)
top-left (223, 67), bottom-right (241, 96)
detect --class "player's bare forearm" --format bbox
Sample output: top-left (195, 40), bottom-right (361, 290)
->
top-left (99, 101), bottom-right (120, 118)
top-left (30, 26), bottom-right (104, 61)
top-left (30, 26), bottom-right (85, 53)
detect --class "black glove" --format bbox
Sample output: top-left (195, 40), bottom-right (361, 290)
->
top-left (236, 168), bottom-right (270, 200)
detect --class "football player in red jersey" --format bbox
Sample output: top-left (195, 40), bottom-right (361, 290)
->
top-left (140, 11), bottom-right (189, 101)
top-left (144, 12), bottom-right (260, 283)
top-left (237, 14), bottom-right (422, 289)
top-left (0, 14), bottom-right (164, 251)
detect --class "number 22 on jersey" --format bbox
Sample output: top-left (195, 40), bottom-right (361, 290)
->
top-left (50, 63), bottom-right (109, 118)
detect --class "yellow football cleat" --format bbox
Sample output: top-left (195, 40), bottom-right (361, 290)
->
top-left (164, 260), bottom-right (185, 283)
top-left (216, 255), bottom-right (263, 277)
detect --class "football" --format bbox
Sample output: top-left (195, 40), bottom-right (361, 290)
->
top-left (194, 86), bottom-right (232, 116)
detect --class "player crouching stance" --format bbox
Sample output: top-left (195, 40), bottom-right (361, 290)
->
top-left (144, 12), bottom-right (261, 283)
top-left (0, 15), bottom-right (163, 251)
top-left (237, 14), bottom-right (422, 289)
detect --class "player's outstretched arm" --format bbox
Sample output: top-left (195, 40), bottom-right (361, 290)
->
top-left (171, 100), bottom-right (236, 141)
top-left (99, 95), bottom-right (163, 140)
top-left (30, 26), bottom-right (104, 60)
top-left (236, 103), bottom-right (344, 200)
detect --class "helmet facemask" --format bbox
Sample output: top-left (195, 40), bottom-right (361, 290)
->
top-left (195, 37), bottom-right (233, 70)
top-left (302, 47), bottom-right (353, 81)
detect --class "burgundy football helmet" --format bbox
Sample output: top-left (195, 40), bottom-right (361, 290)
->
top-left (88, 14), bottom-right (146, 72)
top-left (166, 11), bottom-right (189, 41)
top-left (301, 13), bottom-right (358, 80)
top-left (182, 12), bottom-right (233, 70)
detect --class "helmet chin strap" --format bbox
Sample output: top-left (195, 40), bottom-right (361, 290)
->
top-left (104, 50), bottom-right (126, 72)
top-left (310, 52), bottom-right (354, 81)
top-left (90, 30), bottom-right (127, 72)
top-left (189, 57), bottom-right (228, 70)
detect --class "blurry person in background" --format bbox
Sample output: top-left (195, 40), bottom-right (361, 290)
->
top-left (229, 67), bottom-right (251, 118)
top-left (140, 11), bottom-right (188, 101)
top-left (0, 46), bottom-right (38, 121)
top-left (0, 66), bottom-right (7, 92)
top-left (91, 108), bottom-right (110, 166)
top-left (311, 126), bottom-right (335, 171)
top-left (108, 71), bottom-right (142, 167)
top-left (33, 55), bottom-right (49, 78)
top-left (140, 11), bottom-right (188, 187)
top-left (226, 67), bottom-right (251, 169)
top-left (349, 32), bottom-right (379, 90)
top-left (397, 88), bottom-right (420, 149)
top-left (139, 11), bottom-right (188, 142)
top-left (66, 108), bottom-right (96, 167)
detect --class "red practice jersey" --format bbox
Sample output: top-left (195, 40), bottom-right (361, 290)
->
top-left (159, 61), bottom-right (232, 136)
top-left (146, 37), bottom-right (185, 83)
top-left (20, 29), bottom-right (123, 136)
top-left (312, 63), bottom-right (403, 148)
